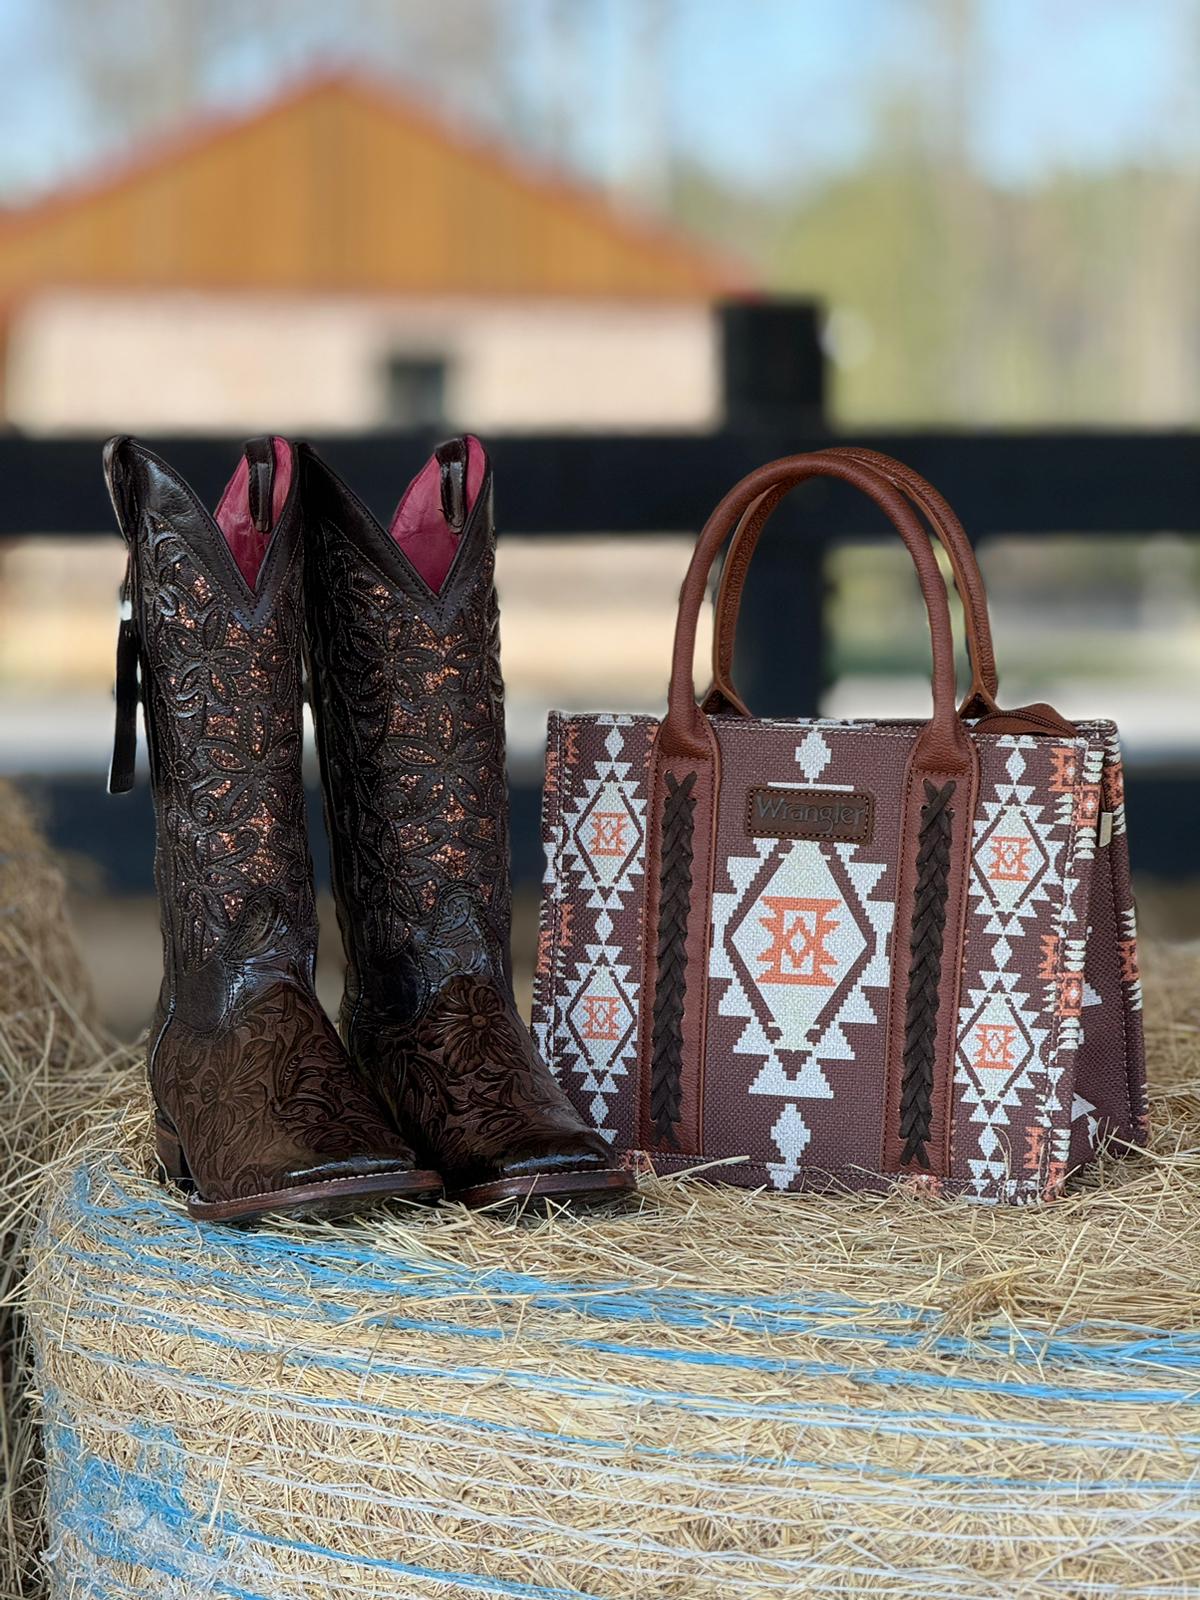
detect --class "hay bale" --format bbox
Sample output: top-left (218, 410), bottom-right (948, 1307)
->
top-left (18, 934), bottom-right (1200, 1599)
top-left (0, 780), bottom-right (131, 1600)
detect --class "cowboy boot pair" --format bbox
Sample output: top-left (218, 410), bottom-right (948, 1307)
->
top-left (106, 434), bottom-right (632, 1221)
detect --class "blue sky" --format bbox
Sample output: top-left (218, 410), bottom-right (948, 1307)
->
top-left (0, 0), bottom-right (1196, 202)
top-left (663, 0), bottom-right (1198, 184)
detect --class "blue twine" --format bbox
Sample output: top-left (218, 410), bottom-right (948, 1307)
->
top-left (35, 1157), bottom-right (1200, 1599)
top-left (46, 1409), bottom-right (601, 1600)
top-left (49, 1266), bottom-right (1200, 1414)
top-left (43, 1162), bottom-right (1200, 1396)
top-left (43, 1399), bottom-right (1200, 1597)
top-left (52, 1336), bottom-right (1200, 1473)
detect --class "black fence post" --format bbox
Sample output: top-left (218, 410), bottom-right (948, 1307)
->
top-left (720, 299), bottom-right (828, 428)
top-left (718, 298), bottom-right (832, 717)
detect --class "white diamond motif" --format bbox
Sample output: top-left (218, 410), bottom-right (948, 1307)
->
top-left (711, 831), bottom-right (893, 1191)
top-left (729, 846), bottom-right (867, 1043)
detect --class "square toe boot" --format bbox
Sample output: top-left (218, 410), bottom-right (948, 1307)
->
top-left (104, 436), bottom-right (442, 1222)
top-left (301, 438), bottom-right (636, 1207)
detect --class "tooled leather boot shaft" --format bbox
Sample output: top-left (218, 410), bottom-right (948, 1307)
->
top-left (105, 439), bottom-right (428, 1215)
top-left (113, 448), bottom-right (317, 1024)
top-left (301, 448), bottom-right (512, 1025)
top-left (301, 440), bottom-right (627, 1201)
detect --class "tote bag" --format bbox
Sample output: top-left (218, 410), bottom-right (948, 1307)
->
top-left (531, 449), bottom-right (1147, 1202)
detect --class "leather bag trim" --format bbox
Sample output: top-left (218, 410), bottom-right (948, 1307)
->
top-left (648, 770), bottom-right (696, 1145)
top-left (898, 777), bottom-right (957, 1167)
top-left (881, 741), bottom-right (979, 1178)
top-left (636, 719), bottom-right (720, 1157)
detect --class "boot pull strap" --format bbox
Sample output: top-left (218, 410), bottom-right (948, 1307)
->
top-left (103, 437), bottom-right (140, 795)
top-left (108, 554), bottom-right (140, 794)
top-left (436, 438), bottom-right (469, 532)
top-left (243, 437), bottom-right (277, 534)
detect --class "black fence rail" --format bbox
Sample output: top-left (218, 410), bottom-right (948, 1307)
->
top-left (4, 300), bottom-right (1198, 885)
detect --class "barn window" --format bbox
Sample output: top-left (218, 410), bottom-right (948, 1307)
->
top-left (382, 355), bottom-right (448, 428)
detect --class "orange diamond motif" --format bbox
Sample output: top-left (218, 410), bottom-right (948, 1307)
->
top-left (987, 835), bottom-right (1032, 882)
top-left (579, 994), bottom-right (623, 1040)
top-left (756, 896), bottom-right (841, 987)
top-left (1050, 747), bottom-right (1078, 792)
top-left (1077, 785), bottom-right (1101, 825)
top-left (1058, 973), bottom-right (1084, 1016)
top-left (972, 1022), bottom-right (1017, 1072)
top-left (587, 811), bottom-right (630, 858)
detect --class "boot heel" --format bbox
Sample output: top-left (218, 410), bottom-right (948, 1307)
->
top-left (154, 1118), bottom-right (195, 1193)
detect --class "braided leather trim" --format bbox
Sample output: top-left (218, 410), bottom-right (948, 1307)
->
top-left (650, 771), bottom-right (697, 1146)
top-left (899, 778), bottom-right (956, 1168)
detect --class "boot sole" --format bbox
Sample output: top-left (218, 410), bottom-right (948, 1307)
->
top-left (183, 1168), bottom-right (445, 1224)
top-left (156, 1116), bottom-right (443, 1223)
top-left (448, 1168), bottom-right (637, 1210)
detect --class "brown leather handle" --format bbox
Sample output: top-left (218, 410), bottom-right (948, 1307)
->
top-left (663, 453), bottom-right (973, 775)
top-left (703, 446), bottom-right (1000, 720)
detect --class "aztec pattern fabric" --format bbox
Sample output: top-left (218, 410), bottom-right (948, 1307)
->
top-left (531, 451), bottom-right (1147, 1203)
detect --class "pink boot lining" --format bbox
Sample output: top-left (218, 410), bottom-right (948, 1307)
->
top-left (213, 435), bottom-right (484, 595)
top-left (214, 437), bottom-right (293, 589)
top-left (389, 436), bottom-right (485, 593)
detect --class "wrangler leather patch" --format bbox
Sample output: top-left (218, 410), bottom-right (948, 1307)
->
top-left (745, 786), bottom-right (875, 844)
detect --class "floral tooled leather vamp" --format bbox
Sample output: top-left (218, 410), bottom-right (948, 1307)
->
top-left (433, 977), bottom-right (515, 1074)
top-left (354, 974), bottom-right (616, 1196)
top-left (105, 437), bottom-right (442, 1223)
top-left (154, 980), bottom-right (427, 1203)
top-left (301, 438), bottom-right (636, 1207)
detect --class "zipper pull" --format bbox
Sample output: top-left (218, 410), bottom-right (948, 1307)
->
top-left (107, 554), bottom-right (139, 794)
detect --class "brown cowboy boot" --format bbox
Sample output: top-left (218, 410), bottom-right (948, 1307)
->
top-left (104, 436), bottom-right (442, 1222)
top-left (300, 437), bottom-right (636, 1207)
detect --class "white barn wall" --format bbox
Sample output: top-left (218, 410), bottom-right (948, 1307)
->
top-left (5, 290), bottom-right (721, 435)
